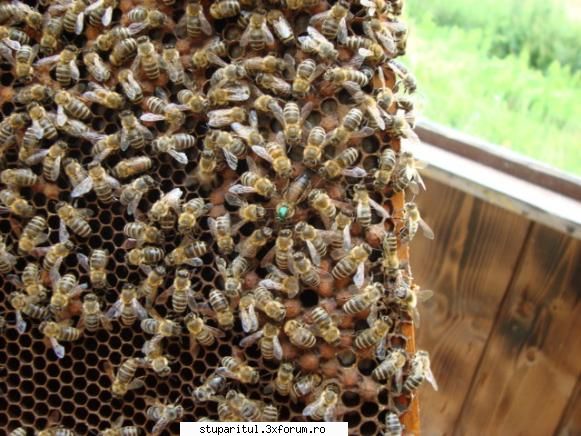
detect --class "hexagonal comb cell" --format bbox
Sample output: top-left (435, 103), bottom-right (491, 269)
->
top-left (0, 0), bottom-right (432, 435)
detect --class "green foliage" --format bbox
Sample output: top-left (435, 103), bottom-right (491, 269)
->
top-left (406, 0), bottom-right (581, 72)
top-left (402, 15), bottom-right (581, 174)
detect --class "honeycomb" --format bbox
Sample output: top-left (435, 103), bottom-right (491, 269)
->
top-left (0, 0), bottom-right (430, 435)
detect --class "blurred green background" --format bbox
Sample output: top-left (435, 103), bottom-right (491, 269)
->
top-left (403, 0), bottom-right (581, 175)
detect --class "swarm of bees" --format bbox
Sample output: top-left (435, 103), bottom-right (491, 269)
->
top-left (0, 0), bottom-right (436, 434)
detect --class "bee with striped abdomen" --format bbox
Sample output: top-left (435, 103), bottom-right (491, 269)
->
top-left (40, 320), bottom-right (82, 359)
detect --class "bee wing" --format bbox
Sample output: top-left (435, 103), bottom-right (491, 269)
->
top-left (424, 364), bottom-right (439, 391)
top-left (323, 403), bottom-right (337, 422)
top-left (354, 261), bottom-right (366, 288)
top-left (226, 85), bottom-right (251, 102)
top-left (309, 10), bottom-right (329, 26)
top-left (56, 105), bottom-right (68, 127)
top-left (417, 289), bottom-right (434, 303)
top-left (206, 324), bottom-right (226, 338)
top-left (411, 307), bottom-right (421, 328)
top-left (126, 194), bottom-right (143, 217)
top-left (56, 218), bottom-right (70, 244)
top-left (132, 299), bottom-right (148, 320)
top-left (337, 17), bottom-right (348, 44)
top-left (105, 175), bottom-right (121, 190)
top-left (207, 217), bottom-right (218, 238)
top-left (34, 54), bottom-right (60, 67)
top-left (258, 279), bottom-right (282, 291)
top-left (102, 6), bottom-right (113, 26)
top-left (49, 155), bottom-right (62, 182)
top-left (343, 224), bottom-right (352, 251)
top-left (228, 184), bottom-right (256, 195)
top-left (7, 274), bottom-right (23, 288)
top-left (251, 145), bottom-right (273, 163)
top-left (140, 112), bottom-right (166, 122)
top-left (300, 101), bottom-right (314, 122)
top-left (206, 51), bottom-right (227, 68)
top-left (221, 148), bottom-right (238, 170)
top-left (128, 21), bottom-right (147, 34)
top-left (155, 286), bottom-right (173, 305)
top-left (185, 257), bottom-right (203, 268)
top-left (240, 304), bottom-right (259, 333)
top-left (273, 335), bottom-right (283, 360)
top-left (352, 126), bottom-right (376, 139)
top-left (305, 241), bottom-right (321, 267)
top-left (419, 219), bottom-right (435, 240)
top-left (24, 149), bottom-right (50, 166)
top-left (199, 11), bottom-right (213, 35)
top-left (169, 150), bottom-right (188, 165)
top-left (74, 11), bottom-right (86, 34)
top-left (342, 167), bottom-right (367, 178)
top-left (375, 336), bottom-right (388, 360)
top-left (99, 314), bottom-right (113, 331)
top-left (239, 26), bottom-right (252, 48)
top-left (262, 22), bottom-right (275, 45)
top-left (105, 300), bottom-right (123, 319)
top-left (302, 397), bottom-right (323, 417)
top-left (369, 198), bottom-right (390, 220)
top-left (70, 61), bottom-right (80, 81)
top-left (215, 367), bottom-right (238, 380)
top-left (15, 311), bottom-right (27, 334)
top-left (239, 329), bottom-right (263, 347)
top-left (49, 337), bottom-right (65, 359)
top-left (151, 418), bottom-right (170, 436)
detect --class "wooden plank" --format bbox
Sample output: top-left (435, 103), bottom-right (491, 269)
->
top-left (416, 119), bottom-right (581, 201)
top-left (413, 141), bottom-right (581, 239)
top-left (557, 377), bottom-right (581, 436)
top-left (457, 224), bottom-right (581, 435)
top-left (409, 178), bottom-right (530, 435)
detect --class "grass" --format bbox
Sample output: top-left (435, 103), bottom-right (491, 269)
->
top-left (401, 3), bottom-right (581, 176)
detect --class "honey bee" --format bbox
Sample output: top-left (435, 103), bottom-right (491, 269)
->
top-left (381, 230), bottom-right (400, 278)
top-left (176, 88), bottom-right (208, 114)
top-left (255, 285), bottom-right (287, 322)
top-left (0, 2), bottom-right (41, 30)
top-left (274, 362), bottom-right (294, 396)
top-left (330, 212), bottom-right (352, 253)
top-left (240, 322), bottom-right (283, 361)
top-left (190, 37), bottom-right (228, 70)
top-left (13, 44), bottom-right (37, 82)
top-left (303, 382), bottom-right (340, 422)
top-left (78, 293), bottom-right (112, 332)
top-left (209, 1), bottom-right (241, 19)
top-left (105, 358), bottom-right (144, 398)
top-left (385, 109), bottom-right (419, 145)
top-left (298, 26), bottom-right (338, 61)
top-left (207, 107), bottom-right (246, 128)
top-left (262, 229), bottom-right (294, 272)
top-left (179, 2), bottom-right (212, 38)
top-left (236, 227), bottom-right (272, 258)
top-left (252, 139), bottom-right (292, 179)
top-left (63, 158), bottom-right (88, 188)
top-left (217, 356), bottom-right (259, 384)
top-left (127, 6), bottom-right (168, 33)
top-left (106, 284), bottom-right (147, 326)
top-left (391, 151), bottom-right (426, 194)
top-left (389, 59), bottom-right (417, 93)
top-left (140, 335), bottom-right (173, 377)
top-left (0, 189), bottom-right (34, 217)
top-left (126, 246), bottom-right (165, 266)
top-left (77, 249), bottom-right (109, 289)
top-left (118, 111), bottom-right (152, 152)
top-left (117, 69), bottom-right (144, 104)
top-left (131, 36), bottom-right (160, 80)
top-left (343, 34), bottom-right (389, 66)
top-left (39, 17), bottom-right (63, 55)
top-left (9, 292), bottom-right (50, 334)
top-left (362, 18), bottom-right (400, 58)
top-left (139, 265), bottom-right (166, 309)
top-left (90, 133), bottom-right (121, 163)
top-left (123, 221), bottom-right (164, 247)
top-left (1, 168), bottom-right (38, 188)
top-left (83, 49), bottom-right (111, 82)
top-left (207, 84), bottom-right (251, 108)
top-left (82, 82), bottom-right (125, 109)
top-left (291, 251), bottom-right (322, 288)
top-left (23, 141), bottom-right (66, 182)
top-left (255, 73), bottom-right (291, 97)
top-left (60, 0), bottom-right (88, 35)
top-left (319, 147), bottom-right (366, 180)
top-left (292, 59), bottom-right (322, 97)
top-left (71, 161), bottom-right (121, 203)
top-left (216, 256), bottom-right (248, 299)
top-left (324, 67), bottom-right (369, 88)
top-left (15, 84), bottom-right (52, 105)
top-left (98, 416), bottom-right (141, 436)
top-left (49, 272), bottom-right (87, 317)
top-left (192, 370), bottom-right (227, 403)
top-left (332, 243), bottom-right (372, 287)
top-left (155, 269), bottom-right (196, 314)
top-left (227, 110), bottom-right (267, 158)
top-left (260, 264), bottom-right (300, 299)
top-left (353, 183), bottom-right (390, 227)
top-left (372, 349), bottom-right (406, 389)
top-left (393, 278), bottom-right (433, 327)
top-left (308, 189), bottom-right (339, 225)
top-left (209, 288), bottom-right (234, 330)
top-left (0, 113), bottom-right (28, 148)
top-left (147, 188), bottom-right (183, 231)
top-left (160, 45), bottom-right (186, 85)
top-left (399, 202), bottom-right (434, 243)
top-left (295, 221), bottom-right (334, 266)
top-left (310, 306), bottom-right (341, 346)
top-left (241, 12), bottom-right (274, 51)
top-left (253, 93), bottom-right (284, 119)
top-left (343, 81), bottom-right (388, 130)
top-left (343, 282), bottom-right (384, 315)
top-left (26, 102), bottom-right (58, 141)
top-left (404, 350), bottom-right (438, 392)
top-left (185, 313), bottom-right (225, 356)
top-left (330, 106), bottom-right (375, 147)
top-left (267, 10), bottom-right (295, 45)
top-left (40, 320), bottom-right (82, 359)
top-left (217, 390), bottom-right (260, 421)
top-left (56, 201), bottom-right (92, 240)
top-left (204, 130), bottom-right (246, 170)
top-left (141, 94), bottom-right (186, 132)
top-left (109, 37), bottom-right (138, 67)
top-left (86, 0), bottom-right (116, 27)
top-left (207, 213), bottom-right (234, 255)
top-left (165, 241), bottom-right (207, 267)
top-left (192, 149), bottom-right (218, 186)
top-left (112, 156), bottom-right (153, 180)
top-left (291, 373), bottom-right (322, 401)
top-left (373, 148), bottom-right (397, 189)
top-left (242, 55), bottom-right (289, 75)
top-left (210, 63), bottom-right (247, 88)
top-left (383, 411), bottom-right (403, 436)
top-left (235, 293), bottom-right (257, 333)
top-left (42, 240), bottom-right (74, 275)
top-left (17, 217), bottom-right (47, 255)
top-left (310, 1), bottom-right (349, 42)
top-left (54, 90), bottom-right (92, 127)
top-left (275, 172), bottom-right (311, 223)
top-left (284, 319), bottom-right (316, 349)
top-left (151, 134), bottom-right (194, 165)
top-left (354, 318), bottom-right (391, 356)
top-left (176, 198), bottom-right (209, 237)
top-left (35, 45), bottom-right (79, 87)
top-left (224, 193), bottom-right (267, 228)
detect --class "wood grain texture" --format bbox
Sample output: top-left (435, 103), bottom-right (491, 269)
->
top-left (409, 178), bottom-right (530, 436)
top-left (557, 377), bottom-right (581, 436)
top-left (457, 224), bottom-right (581, 435)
